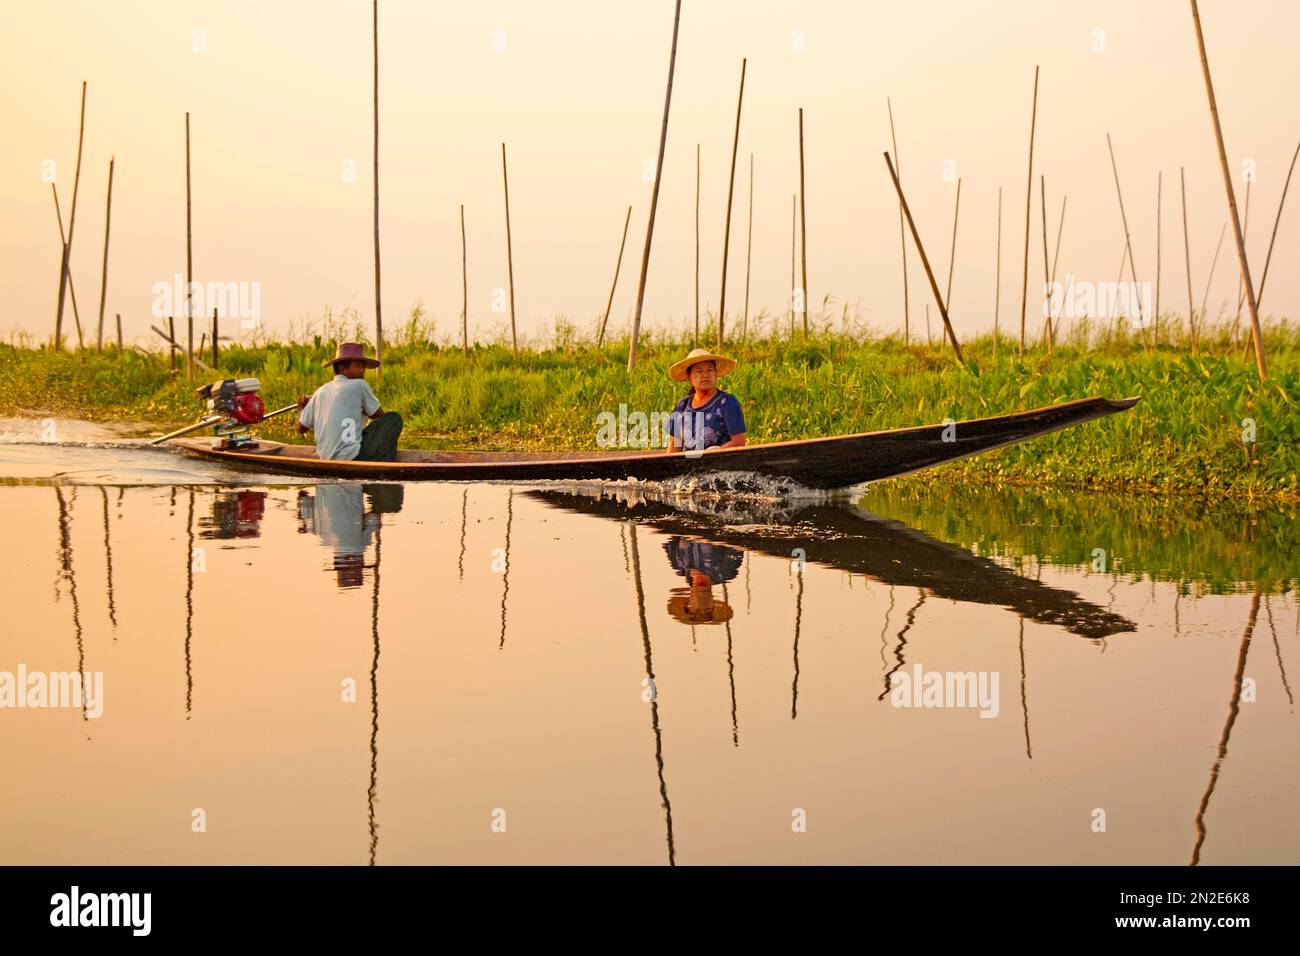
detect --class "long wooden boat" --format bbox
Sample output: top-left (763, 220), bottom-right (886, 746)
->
top-left (174, 395), bottom-right (1139, 489)
top-left (525, 488), bottom-right (1137, 639)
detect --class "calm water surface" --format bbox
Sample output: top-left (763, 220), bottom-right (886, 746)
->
top-left (1, 420), bottom-right (1296, 865)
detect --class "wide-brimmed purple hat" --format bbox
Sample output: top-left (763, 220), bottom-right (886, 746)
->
top-left (323, 342), bottom-right (381, 369)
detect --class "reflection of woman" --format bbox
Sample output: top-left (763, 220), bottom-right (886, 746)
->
top-left (297, 484), bottom-right (404, 588)
top-left (662, 535), bottom-right (743, 625)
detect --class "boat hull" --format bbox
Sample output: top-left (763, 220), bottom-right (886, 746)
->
top-left (173, 395), bottom-right (1139, 488)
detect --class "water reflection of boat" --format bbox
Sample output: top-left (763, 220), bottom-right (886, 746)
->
top-left (526, 488), bottom-right (1136, 640)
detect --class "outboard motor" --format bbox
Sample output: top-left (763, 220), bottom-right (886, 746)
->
top-left (194, 378), bottom-right (266, 449)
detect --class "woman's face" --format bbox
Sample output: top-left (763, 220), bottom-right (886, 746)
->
top-left (688, 361), bottom-right (717, 391)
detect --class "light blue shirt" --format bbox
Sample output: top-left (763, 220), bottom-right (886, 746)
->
top-left (298, 375), bottom-right (381, 460)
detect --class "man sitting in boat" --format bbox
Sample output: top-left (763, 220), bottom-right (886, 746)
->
top-left (664, 348), bottom-right (747, 453)
top-left (297, 342), bottom-right (403, 462)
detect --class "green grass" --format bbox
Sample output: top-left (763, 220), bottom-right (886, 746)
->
top-left (3, 314), bottom-right (1297, 502)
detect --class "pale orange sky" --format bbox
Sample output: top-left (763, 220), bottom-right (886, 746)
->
top-left (1, 0), bottom-right (1297, 345)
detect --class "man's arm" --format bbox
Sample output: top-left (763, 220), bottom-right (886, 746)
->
top-left (296, 395), bottom-right (313, 435)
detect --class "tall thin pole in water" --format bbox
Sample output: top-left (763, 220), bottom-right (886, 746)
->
top-left (627, 0), bottom-right (682, 374)
top-left (372, 0), bottom-right (384, 373)
top-left (51, 184), bottom-right (84, 347)
top-left (1039, 176), bottom-right (1052, 353)
top-left (501, 143), bottom-right (518, 354)
top-left (460, 203), bottom-right (468, 354)
top-left (1190, 0), bottom-right (1266, 379)
top-left (1018, 66), bottom-right (1039, 353)
top-left (1155, 171), bottom-right (1163, 344)
top-left (96, 156), bottom-right (114, 351)
top-left (888, 97), bottom-right (909, 345)
top-left (789, 193), bottom-right (796, 338)
top-left (797, 108), bottom-right (809, 336)
top-left (1181, 167), bottom-right (1195, 350)
top-left (1106, 132), bottom-right (1144, 346)
top-left (717, 58), bottom-right (747, 346)
top-left (1253, 139), bottom-right (1300, 313)
top-left (55, 81), bottom-right (86, 350)
top-left (598, 205), bottom-right (632, 349)
top-left (883, 153), bottom-right (965, 363)
top-left (693, 143), bottom-right (700, 346)
top-left (741, 154), bottom-right (753, 342)
top-left (943, 177), bottom-right (962, 349)
top-left (993, 186), bottom-right (1002, 358)
top-left (185, 112), bottom-right (194, 379)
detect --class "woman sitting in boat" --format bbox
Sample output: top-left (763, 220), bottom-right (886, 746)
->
top-left (664, 348), bottom-right (747, 453)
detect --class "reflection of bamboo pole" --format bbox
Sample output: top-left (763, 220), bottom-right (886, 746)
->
top-left (184, 488), bottom-right (195, 717)
top-left (597, 205), bottom-right (632, 349)
top-left (722, 581), bottom-right (738, 746)
top-left (1018, 66), bottom-right (1039, 353)
top-left (717, 59), bottom-right (747, 346)
top-left (368, 521), bottom-right (382, 866)
top-left (96, 156), bottom-right (115, 351)
top-left (498, 489), bottom-right (513, 649)
top-left (883, 153), bottom-right (965, 363)
top-left (1190, 0), bottom-right (1266, 379)
top-left (790, 561), bottom-right (804, 719)
top-left (457, 487), bottom-right (467, 582)
top-left (888, 98), bottom-right (910, 344)
top-left (627, 0), bottom-right (682, 374)
top-left (1019, 618), bottom-right (1032, 759)
top-left (1264, 597), bottom-right (1294, 707)
top-left (879, 590), bottom-right (926, 701)
top-left (627, 523), bottom-right (676, 866)
top-left (55, 81), bottom-right (86, 350)
top-left (100, 486), bottom-right (117, 633)
top-left (1191, 591), bottom-right (1259, 866)
top-left (55, 487), bottom-right (88, 720)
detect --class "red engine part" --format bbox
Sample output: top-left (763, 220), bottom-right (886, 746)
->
top-left (232, 393), bottom-right (265, 424)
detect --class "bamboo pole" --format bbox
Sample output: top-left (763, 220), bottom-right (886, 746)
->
top-left (598, 205), bottom-right (632, 348)
top-left (717, 58), bottom-right (747, 347)
top-left (51, 184), bottom-right (84, 348)
top-left (1040, 176), bottom-right (1053, 354)
top-left (460, 203), bottom-right (468, 354)
top-left (168, 315), bottom-right (176, 371)
top-left (888, 97), bottom-right (909, 344)
top-left (1200, 221), bottom-right (1227, 325)
top-left (1047, 193), bottom-right (1067, 348)
top-left (211, 307), bottom-right (219, 367)
top-left (501, 142), bottom-right (517, 353)
top-left (1181, 167), bottom-right (1196, 350)
top-left (994, 186), bottom-right (1002, 358)
top-left (1105, 132), bottom-right (1145, 345)
top-left (1254, 139), bottom-right (1300, 311)
top-left (741, 153), bottom-right (753, 341)
top-left (96, 156), bottom-right (114, 351)
top-left (627, 0), bottom-right (682, 374)
top-left (372, 0), bottom-right (384, 374)
top-left (694, 143), bottom-right (700, 346)
top-left (1155, 171), bottom-right (1163, 344)
top-left (798, 108), bottom-right (809, 336)
top-left (185, 112), bottom-right (194, 379)
top-left (151, 325), bottom-right (214, 373)
top-left (1189, 0), bottom-right (1266, 379)
top-left (883, 152), bottom-right (965, 364)
top-left (55, 81), bottom-right (86, 350)
top-left (1018, 66), bottom-right (1039, 353)
top-left (115, 313), bottom-right (122, 353)
top-left (789, 193), bottom-right (796, 338)
top-left (943, 177), bottom-right (961, 349)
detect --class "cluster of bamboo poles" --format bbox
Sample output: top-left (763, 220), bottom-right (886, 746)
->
top-left (51, 0), bottom-right (1287, 385)
top-left (50, 82), bottom-right (225, 378)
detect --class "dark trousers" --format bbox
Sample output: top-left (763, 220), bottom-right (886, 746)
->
top-left (356, 412), bottom-right (403, 462)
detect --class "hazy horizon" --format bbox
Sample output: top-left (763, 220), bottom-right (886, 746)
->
top-left (2, 0), bottom-right (1298, 346)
